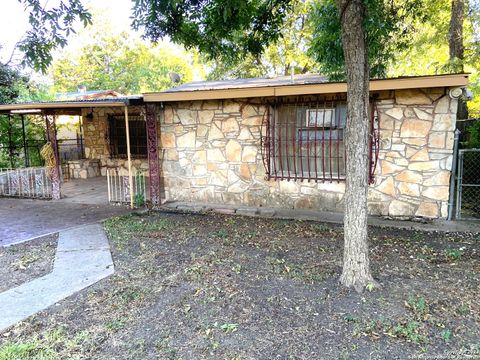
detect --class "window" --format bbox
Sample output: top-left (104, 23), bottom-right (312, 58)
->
top-left (262, 98), bottom-right (379, 182)
top-left (108, 114), bottom-right (147, 158)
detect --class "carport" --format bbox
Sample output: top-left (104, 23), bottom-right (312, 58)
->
top-left (0, 96), bottom-right (159, 209)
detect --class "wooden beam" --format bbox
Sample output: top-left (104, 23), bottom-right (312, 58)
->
top-left (124, 106), bottom-right (134, 209)
top-left (0, 101), bottom-right (127, 112)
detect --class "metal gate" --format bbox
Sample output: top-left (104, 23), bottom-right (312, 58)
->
top-left (0, 167), bottom-right (52, 199)
top-left (106, 168), bottom-right (149, 207)
top-left (456, 149), bottom-right (480, 219)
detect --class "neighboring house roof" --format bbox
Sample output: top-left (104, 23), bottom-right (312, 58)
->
top-left (143, 73), bottom-right (469, 102)
top-left (56, 90), bottom-right (123, 101)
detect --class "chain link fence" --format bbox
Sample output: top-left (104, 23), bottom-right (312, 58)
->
top-left (456, 149), bottom-right (480, 219)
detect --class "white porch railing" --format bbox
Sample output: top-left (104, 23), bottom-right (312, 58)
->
top-left (0, 167), bottom-right (52, 199)
top-left (106, 168), bottom-right (148, 207)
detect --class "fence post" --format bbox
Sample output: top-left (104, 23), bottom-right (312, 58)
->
top-left (447, 129), bottom-right (461, 220)
top-left (455, 150), bottom-right (464, 220)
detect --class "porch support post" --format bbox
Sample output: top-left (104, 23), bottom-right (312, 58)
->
top-left (145, 103), bottom-right (161, 206)
top-left (45, 114), bottom-right (61, 200)
top-left (124, 106), bottom-right (134, 209)
top-left (7, 114), bottom-right (14, 168)
top-left (21, 114), bottom-right (29, 167)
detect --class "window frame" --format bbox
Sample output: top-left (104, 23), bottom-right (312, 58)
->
top-left (107, 114), bottom-right (148, 159)
top-left (261, 97), bottom-right (379, 183)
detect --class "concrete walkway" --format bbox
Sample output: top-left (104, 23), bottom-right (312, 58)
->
top-left (0, 197), bottom-right (130, 246)
top-left (0, 224), bottom-right (114, 332)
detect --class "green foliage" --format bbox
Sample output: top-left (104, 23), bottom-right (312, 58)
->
top-left (406, 295), bottom-right (429, 320)
top-left (0, 64), bottom-right (29, 104)
top-left (132, 0), bottom-right (294, 68)
top-left (390, 320), bottom-right (425, 343)
top-left (440, 328), bottom-right (452, 342)
top-left (389, 0), bottom-right (480, 117)
top-left (105, 319), bottom-right (127, 332)
top-left (0, 64), bottom-right (48, 168)
top-left (212, 228), bottom-right (228, 239)
top-left (0, 327), bottom-right (93, 359)
top-left (135, 193), bottom-right (145, 208)
top-left (308, 0), bottom-right (425, 80)
top-left (220, 323), bottom-right (239, 333)
top-left (103, 215), bottom-right (172, 246)
top-left (18, 0), bottom-right (92, 72)
top-left (206, 0), bottom-right (316, 79)
top-left (445, 248), bottom-right (463, 261)
top-left (310, 223), bottom-right (331, 233)
top-left (466, 120), bottom-right (480, 148)
top-left (51, 31), bottom-right (202, 94)
top-left (0, 111), bottom-right (47, 168)
top-left (0, 339), bottom-right (55, 360)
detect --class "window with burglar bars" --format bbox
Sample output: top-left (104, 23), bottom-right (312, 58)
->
top-left (262, 98), bottom-right (379, 183)
top-left (108, 114), bottom-right (147, 158)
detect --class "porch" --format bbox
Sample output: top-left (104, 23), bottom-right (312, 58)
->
top-left (60, 176), bottom-right (109, 205)
top-left (0, 98), bottom-right (162, 208)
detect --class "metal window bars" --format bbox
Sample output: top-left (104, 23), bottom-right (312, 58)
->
top-left (107, 114), bottom-right (148, 158)
top-left (261, 97), bottom-right (380, 183)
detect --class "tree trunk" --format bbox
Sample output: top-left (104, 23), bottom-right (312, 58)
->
top-left (449, 0), bottom-right (468, 120)
top-left (336, 0), bottom-right (374, 292)
top-left (448, 0), bottom-right (465, 65)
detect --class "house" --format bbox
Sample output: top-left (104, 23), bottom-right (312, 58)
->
top-left (0, 73), bottom-right (469, 219)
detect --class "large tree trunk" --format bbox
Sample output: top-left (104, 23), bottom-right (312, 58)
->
top-left (337, 0), bottom-right (374, 292)
top-left (449, 0), bottom-right (465, 65)
top-left (449, 0), bottom-right (468, 120)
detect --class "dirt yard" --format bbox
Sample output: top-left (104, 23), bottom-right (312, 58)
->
top-left (0, 234), bottom-right (57, 293)
top-left (0, 211), bottom-right (478, 359)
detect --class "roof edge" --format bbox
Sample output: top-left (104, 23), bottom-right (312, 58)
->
top-left (144, 73), bottom-right (469, 102)
top-left (0, 98), bottom-right (139, 114)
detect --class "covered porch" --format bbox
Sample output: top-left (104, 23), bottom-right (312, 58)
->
top-left (0, 97), bottom-right (161, 208)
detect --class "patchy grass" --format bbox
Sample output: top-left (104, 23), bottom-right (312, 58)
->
top-left (0, 212), bottom-right (479, 359)
top-left (0, 234), bottom-right (57, 293)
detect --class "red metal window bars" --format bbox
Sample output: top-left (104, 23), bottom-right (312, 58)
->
top-left (261, 97), bottom-right (380, 183)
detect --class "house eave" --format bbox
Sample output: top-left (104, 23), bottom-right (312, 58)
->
top-left (143, 73), bottom-right (469, 102)
top-left (0, 98), bottom-right (143, 115)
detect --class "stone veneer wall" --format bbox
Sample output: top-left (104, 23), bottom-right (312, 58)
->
top-left (159, 88), bottom-right (458, 218)
top-left (82, 106), bottom-right (149, 176)
top-left (370, 89), bottom-right (457, 218)
top-left (66, 159), bottom-right (101, 179)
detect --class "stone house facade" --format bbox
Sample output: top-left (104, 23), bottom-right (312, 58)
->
top-left (155, 89), bottom-right (457, 219)
top-left (74, 74), bottom-right (467, 219)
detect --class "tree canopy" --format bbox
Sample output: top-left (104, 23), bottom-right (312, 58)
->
top-left (205, 0), bottom-right (315, 79)
top-left (131, 0), bottom-right (293, 69)
top-left (308, 0), bottom-right (427, 80)
top-left (15, 0), bottom-right (92, 73)
top-left (51, 31), bottom-right (204, 94)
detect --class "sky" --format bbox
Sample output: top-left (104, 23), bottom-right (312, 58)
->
top-left (0, 0), bottom-right (140, 64)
